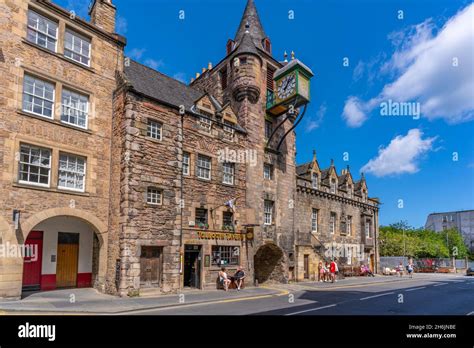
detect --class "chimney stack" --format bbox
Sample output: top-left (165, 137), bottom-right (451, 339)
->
top-left (89, 0), bottom-right (116, 33)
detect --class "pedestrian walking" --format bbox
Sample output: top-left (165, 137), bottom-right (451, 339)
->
top-left (330, 259), bottom-right (337, 283)
top-left (396, 262), bottom-right (404, 277)
top-left (318, 261), bottom-right (323, 282)
top-left (407, 262), bottom-right (414, 278)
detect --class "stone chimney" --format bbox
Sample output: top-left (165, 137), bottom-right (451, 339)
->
top-left (89, 0), bottom-right (116, 33)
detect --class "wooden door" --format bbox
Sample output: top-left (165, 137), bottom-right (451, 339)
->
top-left (304, 254), bottom-right (309, 279)
top-left (56, 233), bottom-right (79, 288)
top-left (140, 246), bottom-right (162, 287)
top-left (22, 231), bottom-right (43, 289)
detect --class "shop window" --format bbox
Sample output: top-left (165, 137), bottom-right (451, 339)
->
top-left (212, 246), bottom-right (239, 266)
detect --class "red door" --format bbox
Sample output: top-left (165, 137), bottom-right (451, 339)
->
top-left (22, 231), bottom-right (43, 289)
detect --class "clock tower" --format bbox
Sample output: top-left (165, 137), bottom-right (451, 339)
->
top-left (190, 0), bottom-right (314, 284)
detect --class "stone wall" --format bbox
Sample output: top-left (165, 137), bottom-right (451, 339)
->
top-left (0, 0), bottom-right (124, 298)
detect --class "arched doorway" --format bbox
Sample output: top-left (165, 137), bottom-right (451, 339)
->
top-left (254, 243), bottom-right (286, 284)
top-left (20, 209), bottom-right (107, 294)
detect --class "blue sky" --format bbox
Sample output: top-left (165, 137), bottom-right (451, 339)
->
top-left (57, 0), bottom-right (474, 228)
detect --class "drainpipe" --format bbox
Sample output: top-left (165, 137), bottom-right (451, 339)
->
top-left (179, 111), bottom-right (184, 286)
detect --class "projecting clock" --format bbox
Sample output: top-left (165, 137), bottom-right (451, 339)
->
top-left (277, 73), bottom-right (296, 100)
top-left (267, 58), bottom-right (314, 117)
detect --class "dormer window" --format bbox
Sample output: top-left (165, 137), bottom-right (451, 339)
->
top-left (362, 190), bottom-right (367, 202)
top-left (199, 116), bottom-right (212, 132)
top-left (223, 121), bottom-right (234, 140)
top-left (312, 173), bottom-right (318, 189)
top-left (330, 179), bottom-right (336, 194)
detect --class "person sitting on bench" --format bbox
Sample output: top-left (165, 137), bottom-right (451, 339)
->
top-left (219, 267), bottom-right (231, 291)
top-left (233, 266), bottom-right (245, 291)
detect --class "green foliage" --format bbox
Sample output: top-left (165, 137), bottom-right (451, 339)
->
top-left (379, 221), bottom-right (468, 258)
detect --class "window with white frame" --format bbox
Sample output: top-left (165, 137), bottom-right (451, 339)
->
top-left (199, 116), bottom-right (212, 132)
top-left (312, 173), bottom-right (318, 189)
top-left (183, 152), bottom-right (190, 175)
top-left (58, 153), bottom-right (86, 191)
top-left (330, 212), bottom-right (336, 234)
top-left (147, 119), bottom-right (162, 140)
top-left (223, 121), bottom-right (234, 140)
top-left (19, 144), bottom-right (51, 186)
top-left (365, 219), bottom-right (372, 238)
top-left (347, 216), bottom-right (352, 235)
top-left (147, 187), bottom-right (162, 205)
top-left (311, 208), bottom-right (318, 232)
top-left (222, 162), bottom-right (234, 185)
top-left (197, 154), bottom-right (211, 180)
top-left (27, 10), bottom-right (58, 52)
top-left (264, 200), bottom-right (274, 225)
top-left (347, 185), bottom-right (352, 199)
top-left (330, 179), bottom-right (336, 194)
top-left (340, 218), bottom-right (347, 235)
top-left (64, 29), bottom-right (91, 66)
top-left (22, 74), bottom-right (55, 118)
top-left (61, 89), bottom-right (89, 128)
top-left (263, 163), bottom-right (272, 180)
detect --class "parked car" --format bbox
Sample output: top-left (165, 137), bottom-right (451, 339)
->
top-left (466, 267), bottom-right (474, 276)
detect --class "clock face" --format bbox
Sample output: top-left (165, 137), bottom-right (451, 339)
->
top-left (277, 73), bottom-right (296, 100)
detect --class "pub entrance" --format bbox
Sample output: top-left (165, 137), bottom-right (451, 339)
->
top-left (183, 245), bottom-right (201, 288)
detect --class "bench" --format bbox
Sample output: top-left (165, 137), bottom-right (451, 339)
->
top-left (216, 276), bottom-right (245, 290)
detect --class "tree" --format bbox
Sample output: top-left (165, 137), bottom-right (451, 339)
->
top-left (379, 223), bottom-right (467, 258)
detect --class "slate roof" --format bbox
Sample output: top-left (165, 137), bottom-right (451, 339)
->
top-left (124, 59), bottom-right (203, 112)
top-left (296, 162), bottom-right (312, 176)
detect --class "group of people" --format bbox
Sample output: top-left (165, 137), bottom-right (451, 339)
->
top-left (318, 260), bottom-right (339, 283)
top-left (396, 261), bottom-right (414, 278)
top-left (218, 266), bottom-right (245, 291)
top-left (360, 264), bottom-right (375, 277)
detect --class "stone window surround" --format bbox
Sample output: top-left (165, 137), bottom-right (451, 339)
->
top-left (25, 5), bottom-right (94, 69)
top-left (146, 118), bottom-right (162, 141)
top-left (12, 136), bottom-right (92, 195)
top-left (188, 203), bottom-right (241, 232)
top-left (311, 208), bottom-right (318, 233)
top-left (146, 187), bottom-right (163, 205)
top-left (18, 67), bottom-right (94, 132)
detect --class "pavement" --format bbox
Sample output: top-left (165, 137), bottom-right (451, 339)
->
top-left (0, 285), bottom-right (285, 315)
top-left (0, 273), bottom-right (472, 315)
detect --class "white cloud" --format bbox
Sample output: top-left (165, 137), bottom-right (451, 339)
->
top-left (343, 4), bottom-right (474, 127)
top-left (66, 0), bottom-right (90, 19)
top-left (144, 58), bottom-right (164, 70)
top-left (361, 129), bottom-right (436, 177)
top-left (116, 15), bottom-right (128, 35)
top-left (342, 97), bottom-right (368, 128)
top-left (306, 103), bottom-right (326, 132)
top-left (128, 48), bottom-right (146, 60)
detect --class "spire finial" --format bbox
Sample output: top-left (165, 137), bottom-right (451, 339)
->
top-left (284, 51), bottom-right (288, 62)
top-left (330, 158), bottom-right (334, 166)
top-left (312, 149), bottom-right (317, 161)
top-left (347, 165), bottom-right (350, 172)
top-left (291, 51), bottom-right (295, 60)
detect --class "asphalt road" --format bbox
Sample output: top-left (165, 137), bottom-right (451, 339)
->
top-left (127, 275), bottom-right (474, 315)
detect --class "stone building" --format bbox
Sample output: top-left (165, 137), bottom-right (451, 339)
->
top-left (0, 0), bottom-right (379, 298)
top-left (0, 0), bottom-right (125, 299)
top-left (294, 152), bottom-right (380, 281)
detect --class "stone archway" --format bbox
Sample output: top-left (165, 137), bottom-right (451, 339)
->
top-left (254, 243), bottom-right (287, 284)
top-left (21, 208), bottom-right (108, 290)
